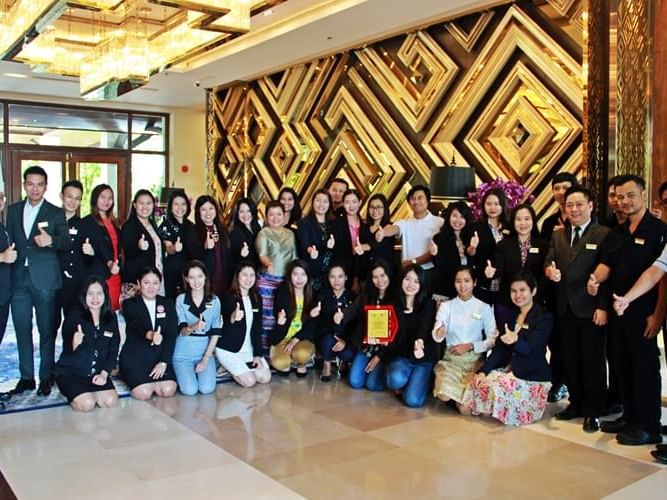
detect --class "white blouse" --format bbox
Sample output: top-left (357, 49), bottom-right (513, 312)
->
top-left (434, 296), bottom-right (497, 353)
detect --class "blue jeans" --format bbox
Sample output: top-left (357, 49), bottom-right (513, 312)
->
top-left (10, 273), bottom-right (57, 381)
top-left (349, 351), bottom-right (386, 391)
top-left (318, 333), bottom-right (357, 362)
top-left (172, 336), bottom-right (217, 395)
top-left (386, 357), bottom-right (434, 407)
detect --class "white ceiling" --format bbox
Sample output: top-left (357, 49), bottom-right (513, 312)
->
top-left (0, 0), bottom-right (501, 111)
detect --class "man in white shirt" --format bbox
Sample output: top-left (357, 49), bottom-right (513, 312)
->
top-left (375, 185), bottom-right (444, 291)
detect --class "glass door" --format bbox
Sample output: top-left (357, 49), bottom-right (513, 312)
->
top-left (10, 151), bottom-right (67, 206)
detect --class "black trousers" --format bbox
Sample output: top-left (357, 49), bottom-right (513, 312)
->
top-left (609, 315), bottom-right (662, 435)
top-left (0, 301), bottom-right (9, 346)
top-left (559, 307), bottom-right (607, 416)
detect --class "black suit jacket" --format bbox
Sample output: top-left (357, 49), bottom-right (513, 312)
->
top-left (545, 222), bottom-right (611, 318)
top-left (0, 222), bottom-right (11, 305)
top-left (58, 215), bottom-right (86, 284)
top-left (7, 199), bottom-right (70, 291)
top-left (297, 214), bottom-right (333, 278)
top-left (218, 293), bottom-right (263, 355)
top-left (229, 224), bottom-right (260, 270)
top-left (468, 220), bottom-right (508, 289)
top-left (120, 216), bottom-right (161, 284)
top-left (482, 304), bottom-right (552, 382)
top-left (80, 214), bottom-right (118, 280)
top-left (121, 295), bottom-right (178, 364)
top-left (491, 236), bottom-right (548, 308)
top-left (330, 217), bottom-right (372, 281)
top-left (433, 230), bottom-right (470, 298)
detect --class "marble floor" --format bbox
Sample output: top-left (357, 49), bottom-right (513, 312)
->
top-left (1, 373), bottom-right (666, 499)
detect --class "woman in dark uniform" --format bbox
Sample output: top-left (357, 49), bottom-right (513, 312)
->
top-left (55, 277), bottom-right (120, 412)
top-left (158, 189), bottom-right (194, 299)
top-left (120, 266), bottom-right (178, 400)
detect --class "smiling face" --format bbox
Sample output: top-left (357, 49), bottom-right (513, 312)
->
top-left (237, 265), bottom-right (256, 292)
top-left (371, 266), bottom-right (390, 293)
top-left (408, 190), bottom-right (429, 217)
top-left (238, 202), bottom-right (253, 226)
top-left (513, 208), bottom-right (533, 237)
top-left (615, 180), bottom-right (646, 218)
top-left (367, 199), bottom-right (385, 223)
top-left (401, 270), bottom-right (421, 298)
top-left (454, 269), bottom-right (475, 300)
top-left (139, 272), bottom-right (161, 300)
top-left (186, 266), bottom-right (207, 293)
top-left (290, 265), bottom-right (308, 290)
top-left (24, 173), bottom-right (47, 205)
top-left (483, 194), bottom-right (502, 220)
top-left (343, 193), bottom-right (361, 217)
top-left (279, 191), bottom-right (295, 212)
top-left (312, 193), bottom-right (330, 217)
top-left (449, 208), bottom-right (466, 232)
top-left (266, 206), bottom-right (284, 229)
top-left (171, 196), bottom-right (188, 221)
top-left (61, 186), bottom-right (82, 215)
top-left (565, 192), bottom-right (593, 227)
top-left (199, 201), bottom-right (217, 226)
top-left (96, 188), bottom-right (114, 215)
top-left (510, 280), bottom-right (535, 309)
top-left (85, 282), bottom-right (105, 311)
top-left (133, 194), bottom-right (154, 220)
top-left (328, 266), bottom-right (347, 292)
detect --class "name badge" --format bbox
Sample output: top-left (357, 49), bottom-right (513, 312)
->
top-left (156, 312), bottom-right (166, 319)
top-left (521, 324), bottom-right (529, 330)
top-left (529, 247), bottom-right (540, 254)
top-left (635, 238), bottom-right (645, 245)
top-left (104, 330), bottom-right (114, 338)
top-left (502, 229), bottom-right (510, 235)
top-left (37, 221), bottom-right (49, 229)
top-left (69, 227), bottom-right (78, 235)
top-left (585, 243), bottom-right (597, 250)
top-left (471, 312), bottom-right (482, 320)
top-left (205, 302), bottom-right (214, 309)
top-left (252, 308), bottom-right (259, 313)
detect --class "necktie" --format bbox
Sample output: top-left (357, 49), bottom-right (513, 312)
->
top-left (572, 226), bottom-right (581, 247)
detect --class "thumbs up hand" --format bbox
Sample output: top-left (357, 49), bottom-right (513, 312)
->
top-left (1, 243), bottom-right (17, 264)
top-left (138, 233), bottom-right (149, 251)
top-left (109, 260), bottom-right (120, 275)
top-left (152, 326), bottom-right (163, 346)
top-left (196, 314), bottom-right (206, 332)
top-left (277, 309), bottom-right (287, 326)
top-left (307, 245), bottom-right (319, 260)
top-left (484, 259), bottom-right (496, 279)
top-left (333, 307), bottom-right (344, 325)
top-left (587, 273), bottom-right (600, 296)
top-left (82, 238), bottom-right (95, 256)
top-left (413, 338), bottom-right (425, 359)
top-left (205, 230), bottom-right (215, 250)
top-left (432, 320), bottom-right (446, 341)
top-left (34, 226), bottom-right (52, 247)
top-left (613, 293), bottom-right (630, 316)
top-left (546, 261), bottom-right (561, 282)
top-left (310, 301), bottom-right (322, 318)
top-left (354, 237), bottom-right (365, 256)
top-left (174, 237), bottom-right (183, 253)
top-left (470, 231), bottom-right (480, 249)
top-left (327, 234), bottom-right (335, 249)
top-left (429, 239), bottom-right (438, 256)
top-left (231, 302), bottom-right (244, 323)
top-left (73, 323), bottom-right (85, 349)
top-left (240, 241), bottom-right (249, 257)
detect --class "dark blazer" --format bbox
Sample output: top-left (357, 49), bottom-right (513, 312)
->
top-left (218, 293), bottom-right (263, 355)
top-left (297, 214), bottom-right (333, 279)
top-left (432, 230), bottom-right (469, 298)
top-left (0, 222), bottom-right (11, 305)
top-left (395, 299), bottom-right (438, 364)
top-left (482, 304), bottom-right (552, 382)
top-left (339, 294), bottom-right (399, 358)
top-left (229, 224), bottom-right (260, 270)
top-left (330, 216), bottom-right (372, 281)
top-left (80, 214), bottom-right (118, 280)
top-left (184, 223), bottom-right (233, 292)
top-left (491, 236), bottom-right (549, 308)
top-left (269, 284), bottom-right (318, 344)
top-left (120, 215), bottom-right (161, 284)
top-left (55, 306), bottom-right (120, 378)
top-left (121, 295), bottom-right (178, 365)
top-left (545, 222), bottom-right (611, 318)
top-left (316, 287), bottom-right (357, 339)
top-left (468, 220), bottom-right (508, 289)
top-left (7, 199), bottom-right (70, 291)
top-left (158, 217), bottom-right (195, 298)
top-left (367, 226), bottom-right (397, 274)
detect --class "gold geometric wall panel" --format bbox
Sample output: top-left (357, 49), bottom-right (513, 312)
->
top-left (207, 1), bottom-right (585, 221)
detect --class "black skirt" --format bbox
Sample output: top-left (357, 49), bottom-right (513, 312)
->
top-left (119, 350), bottom-right (176, 389)
top-left (55, 373), bottom-right (116, 402)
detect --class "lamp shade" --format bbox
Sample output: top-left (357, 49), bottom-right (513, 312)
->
top-left (429, 165), bottom-right (476, 200)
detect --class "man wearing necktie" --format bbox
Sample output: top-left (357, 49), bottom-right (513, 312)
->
top-left (545, 185), bottom-right (611, 432)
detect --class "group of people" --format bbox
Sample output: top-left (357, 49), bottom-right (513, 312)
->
top-left (0, 166), bottom-right (666, 462)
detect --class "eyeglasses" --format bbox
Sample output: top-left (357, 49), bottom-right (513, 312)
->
top-left (369, 205), bottom-right (384, 210)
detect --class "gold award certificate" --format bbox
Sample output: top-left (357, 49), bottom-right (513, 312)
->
top-left (367, 309), bottom-right (389, 339)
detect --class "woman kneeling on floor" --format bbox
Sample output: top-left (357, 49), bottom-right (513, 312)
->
top-left (120, 266), bottom-right (178, 400)
top-left (269, 260), bottom-right (319, 376)
top-left (55, 277), bottom-right (120, 412)
top-left (432, 266), bottom-right (497, 410)
top-left (461, 270), bottom-right (552, 425)
top-left (216, 262), bottom-right (272, 387)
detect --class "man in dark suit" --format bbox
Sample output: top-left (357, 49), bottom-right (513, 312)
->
top-left (7, 166), bottom-right (70, 396)
top-left (545, 186), bottom-right (610, 432)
